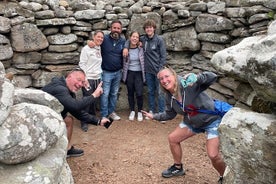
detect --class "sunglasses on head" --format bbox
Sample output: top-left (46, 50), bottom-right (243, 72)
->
top-left (67, 67), bottom-right (85, 76)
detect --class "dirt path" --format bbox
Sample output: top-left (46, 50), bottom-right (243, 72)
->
top-left (67, 111), bottom-right (218, 184)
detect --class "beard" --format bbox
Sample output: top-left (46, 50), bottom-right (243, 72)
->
top-left (111, 32), bottom-right (120, 40)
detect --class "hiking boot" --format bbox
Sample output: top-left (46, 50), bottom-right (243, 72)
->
top-left (67, 146), bottom-right (84, 158)
top-left (162, 163), bottom-right (185, 178)
top-left (109, 112), bottom-right (121, 120)
top-left (218, 176), bottom-right (223, 184)
top-left (81, 122), bottom-right (88, 132)
top-left (145, 110), bottom-right (153, 120)
top-left (129, 111), bottom-right (135, 121)
top-left (137, 112), bottom-right (143, 121)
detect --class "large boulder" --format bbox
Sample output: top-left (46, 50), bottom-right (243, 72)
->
top-left (220, 107), bottom-right (276, 184)
top-left (211, 20), bottom-right (276, 103)
top-left (0, 103), bottom-right (65, 164)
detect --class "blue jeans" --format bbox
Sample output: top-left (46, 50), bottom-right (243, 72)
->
top-left (100, 70), bottom-right (122, 117)
top-left (145, 73), bottom-right (165, 113)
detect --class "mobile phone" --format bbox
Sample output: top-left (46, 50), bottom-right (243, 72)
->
top-left (104, 117), bottom-right (113, 129)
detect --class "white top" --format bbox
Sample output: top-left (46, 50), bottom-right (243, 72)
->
top-left (79, 45), bottom-right (102, 80)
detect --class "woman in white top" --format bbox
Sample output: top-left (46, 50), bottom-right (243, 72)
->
top-left (79, 30), bottom-right (104, 131)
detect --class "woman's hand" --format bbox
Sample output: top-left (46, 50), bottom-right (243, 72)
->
top-left (141, 110), bottom-right (153, 120)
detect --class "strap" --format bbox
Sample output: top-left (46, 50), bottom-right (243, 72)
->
top-left (174, 96), bottom-right (218, 115)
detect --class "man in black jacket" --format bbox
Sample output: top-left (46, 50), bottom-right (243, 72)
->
top-left (42, 68), bottom-right (110, 158)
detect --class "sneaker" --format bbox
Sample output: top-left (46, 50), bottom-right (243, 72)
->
top-left (218, 176), bottom-right (223, 184)
top-left (109, 112), bottom-right (121, 120)
top-left (81, 122), bottom-right (88, 132)
top-left (160, 121), bottom-right (166, 124)
top-left (145, 110), bottom-right (153, 120)
top-left (162, 164), bottom-right (185, 178)
top-left (67, 146), bottom-right (84, 158)
top-left (129, 111), bottom-right (135, 121)
top-left (137, 112), bottom-right (143, 121)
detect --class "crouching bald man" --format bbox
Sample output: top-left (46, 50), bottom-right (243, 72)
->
top-left (42, 68), bottom-right (110, 158)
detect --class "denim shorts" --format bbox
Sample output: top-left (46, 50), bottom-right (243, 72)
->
top-left (179, 119), bottom-right (222, 140)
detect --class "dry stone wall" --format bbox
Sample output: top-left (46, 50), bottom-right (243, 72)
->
top-left (0, 0), bottom-right (276, 111)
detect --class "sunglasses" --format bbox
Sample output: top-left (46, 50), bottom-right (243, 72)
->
top-left (67, 67), bottom-right (85, 76)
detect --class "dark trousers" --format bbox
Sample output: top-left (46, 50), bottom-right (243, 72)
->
top-left (81, 79), bottom-right (101, 116)
top-left (126, 70), bottom-right (144, 111)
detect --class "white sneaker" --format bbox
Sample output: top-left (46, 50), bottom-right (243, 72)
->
top-left (137, 112), bottom-right (143, 121)
top-left (129, 111), bottom-right (135, 121)
top-left (145, 111), bottom-right (153, 120)
top-left (109, 112), bottom-right (121, 120)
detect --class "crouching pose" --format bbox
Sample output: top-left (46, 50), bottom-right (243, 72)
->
top-left (42, 68), bottom-right (110, 158)
top-left (142, 66), bottom-right (226, 184)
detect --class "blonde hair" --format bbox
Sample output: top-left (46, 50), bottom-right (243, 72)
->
top-left (157, 65), bottom-right (181, 98)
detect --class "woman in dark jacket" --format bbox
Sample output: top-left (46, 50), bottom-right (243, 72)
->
top-left (142, 66), bottom-right (225, 184)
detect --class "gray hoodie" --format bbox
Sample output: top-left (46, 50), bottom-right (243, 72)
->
top-left (153, 71), bottom-right (220, 128)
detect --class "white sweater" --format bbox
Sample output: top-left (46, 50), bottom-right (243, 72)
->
top-left (79, 45), bottom-right (102, 80)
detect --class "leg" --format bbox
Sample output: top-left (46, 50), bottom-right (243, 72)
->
top-left (135, 71), bottom-right (144, 112)
top-left (80, 79), bottom-right (96, 131)
top-left (206, 137), bottom-right (226, 176)
top-left (162, 124), bottom-right (195, 178)
top-left (63, 115), bottom-right (74, 149)
top-left (100, 71), bottom-right (112, 117)
top-left (156, 77), bottom-right (165, 113)
top-left (108, 70), bottom-right (122, 115)
top-left (145, 73), bottom-right (156, 112)
top-left (87, 79), bottom-right (99, 115)
top-left (168, 126), bottom-right (195, 164)
top-left (126, 71), bottom-right (135, 111)
top-left (63, 115), bottom-right (84, 158)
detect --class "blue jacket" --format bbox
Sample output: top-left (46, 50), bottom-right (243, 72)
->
top-left (101, 34), bottom-right (125, 71)
top-left (42, 77), bottom-right (100, 125)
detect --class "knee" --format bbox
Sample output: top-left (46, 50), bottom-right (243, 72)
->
top-left (64, 116), bottom-right (73, 128)
top-left (168, 133), bottom-right (178, 144)
top-left (208, 151), bottom-right (220, 161)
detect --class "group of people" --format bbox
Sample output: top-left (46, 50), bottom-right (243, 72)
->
top-left (41, 19), bottom-right (226, 183)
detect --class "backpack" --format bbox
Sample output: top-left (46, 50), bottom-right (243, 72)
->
top-left (196, 99), bottom-right (233, 117)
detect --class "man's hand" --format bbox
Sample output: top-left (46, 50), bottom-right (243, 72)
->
top-left (87, 40), bottom-right (95, 48)
top-left (99, 117), bottom-right (110, 126)
top-left (123, 48), bottom-right (128, 57)
top-left (91, 81), bottom-right (103, 98)
top-left (83, 79), bottom-right (91, 91)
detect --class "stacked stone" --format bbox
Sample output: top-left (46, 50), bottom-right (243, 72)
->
top-left (0, 0), bottom-right (275, 110)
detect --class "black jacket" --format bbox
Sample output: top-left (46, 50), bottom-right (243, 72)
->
top-left (42, 76), bottom-right (99, 125)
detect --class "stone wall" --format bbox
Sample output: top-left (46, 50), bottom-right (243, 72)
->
top-left (0, 0), bottom-right (276, 111)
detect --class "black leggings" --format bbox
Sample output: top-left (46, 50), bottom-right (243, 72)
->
top-left (81, 79), bottom-right (101, 115)
top-left (126, 70), bottom-right (144, 111)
